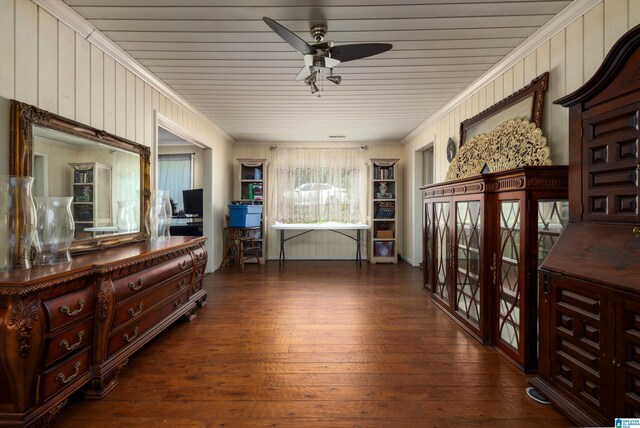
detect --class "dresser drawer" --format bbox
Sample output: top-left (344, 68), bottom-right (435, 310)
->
top-left (111, 273), bottom-right (192, 330)
top-left (43, 288), bottom-right (94, 332)
top-left (43, 318), bottom-right (93, 367)
top-left (113, 253), bottom-right (193, 302)
top-left (107, 290), bottom-right (190, 357)
top-left (38, 348), bottom-right (90, 402)
top-left (192, 245), bottom-right (207, 265)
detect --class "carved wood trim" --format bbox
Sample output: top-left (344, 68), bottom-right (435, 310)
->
top-left (8, 298), bottom-right (40, 357)
top-left (0, 240), bottom-right (204, 296)
top-left (460, 72), bottom-right (549, 145)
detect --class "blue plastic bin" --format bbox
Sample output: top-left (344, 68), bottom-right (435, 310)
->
top-left (228, 204), bottom-right (262, 227)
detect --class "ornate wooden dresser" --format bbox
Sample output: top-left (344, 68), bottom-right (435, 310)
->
top-left (0, 236), bottom-right (207, 427)
top-left (529, 25), bottom-right (640, 426)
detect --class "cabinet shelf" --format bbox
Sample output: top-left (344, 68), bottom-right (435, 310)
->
top-left (368, 159), bottom-right (399, 264)
top-left (234, 159), bottom-right (268, 265)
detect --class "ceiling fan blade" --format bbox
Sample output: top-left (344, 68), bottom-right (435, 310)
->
top-left (329, 43), bottom-right (393, 62)
top-left (294, 66), bottom-right (312, 81)
top-left (263, 17), bottom-right (315, 55)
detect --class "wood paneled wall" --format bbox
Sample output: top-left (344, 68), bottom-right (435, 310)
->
top-left (233, 143), bottom-right (403, 260)
top-left (403, 0), bottom-right (640, 266)
top-left (0, 0), bottom-right (234, 271)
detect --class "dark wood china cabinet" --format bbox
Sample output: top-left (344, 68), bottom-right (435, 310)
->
top-left (422, 166), bottom-right (568, 372)
top-left (530, 24), bottom-right (640, 426)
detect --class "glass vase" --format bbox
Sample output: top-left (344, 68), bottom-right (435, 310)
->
top-left (34, 196), bottom-right (74, 265)
top-left (149, 190), bottom-right (171, 240)
top-left (116, 200), bottom-right (138, 232)
top-left (0, 176), bottom-right (36, 272)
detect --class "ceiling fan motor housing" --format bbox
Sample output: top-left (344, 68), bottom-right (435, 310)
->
top-left (310, 23), bottom-right (327, 42)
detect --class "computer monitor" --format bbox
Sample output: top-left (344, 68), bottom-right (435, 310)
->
top-left (182, 188), bottom-right (203, 217)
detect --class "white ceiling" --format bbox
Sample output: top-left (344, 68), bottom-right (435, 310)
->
top-left (63, 0), bottom-right (573, 143)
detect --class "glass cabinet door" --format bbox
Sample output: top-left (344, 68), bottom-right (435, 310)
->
top-left (424, 201), bottom-right (432, 292)
top-left (455, 201), bottom-right (481, 328)
top-left (537, 200), bottom-right (568, 265)
top-left (497, 200), bottom-right (521, 352)
top-left (433, 202), bottom-right (450, 306)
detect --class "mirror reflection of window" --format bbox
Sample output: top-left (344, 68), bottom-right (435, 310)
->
top-left (32, 153), bottom-right (47, 197)
top-left (158, 153), bottom-right (193, 214)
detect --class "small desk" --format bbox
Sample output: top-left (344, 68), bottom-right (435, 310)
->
top-left (270, 222), bottom-right (370, 267)
top-left (170, 218), bottom-right (203, 236)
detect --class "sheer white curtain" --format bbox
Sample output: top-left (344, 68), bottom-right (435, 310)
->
top-left (273, 148), bottom-right (366, 224)
top-left (158, 154), bottom-right (193, 211)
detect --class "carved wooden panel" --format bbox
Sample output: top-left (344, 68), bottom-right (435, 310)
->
top-left (616, 294), bottom-right (640, 417)
top-left (548, 277), bottom-right (614, 419)
top-left (582, 103), bottom-right (639, 223)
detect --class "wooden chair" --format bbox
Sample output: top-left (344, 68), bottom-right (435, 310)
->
top-left (221, 215), bottom-right (261, 272)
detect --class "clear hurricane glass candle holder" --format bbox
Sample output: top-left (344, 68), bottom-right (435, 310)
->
top-left (0, 175), bottom-right (36, 272)
top-left (34, 196), bottom-right (74, 265)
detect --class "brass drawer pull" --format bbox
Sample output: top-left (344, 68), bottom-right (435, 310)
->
top-left (195, 252), bottom-right (205, 261)
top-left (177, 279), bottom-right (189, 290)
top-left (178, 260), bottom-right (189, 271)
top-left (128, 303), bottom-right (143, 318)
top-left (59, 299), bottom-right (85, 317)
top-left (633, 226), bottom-right (640, 234)
top-left (59, 330), bottom-right (84, 352)
top-left (123, 326), bottom-right (139, 343)
top-left (56, 361), bottom-right (81, 385)
top-left (174, 297), bottom-right (185, 309)
top-left (128, 278), bottom-right (144, 291)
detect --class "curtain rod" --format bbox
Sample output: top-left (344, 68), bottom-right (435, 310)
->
top-left (269, 146), bottom-right (368, 150)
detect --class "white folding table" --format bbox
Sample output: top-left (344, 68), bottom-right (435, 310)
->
top-left (270, 222), bottom-right (370, 267)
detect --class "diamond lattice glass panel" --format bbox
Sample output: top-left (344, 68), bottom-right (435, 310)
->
top-left (455, 201), bottom-right (481, 326)
top-left (537, 200), bottom-right (568, 265)
top-left (498, 201), bottom-right (521, 351)
top-left (434, 202), bottom-right (450, 302)
top-left (425, 203), bottom-right (432, 290)
top-left (536, 199), bottom-right (568, 357)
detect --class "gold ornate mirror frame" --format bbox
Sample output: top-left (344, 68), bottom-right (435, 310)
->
top-left (459, 72), bottom-right (549, 145)
top-left (9, 99), bottom-right (151, 253)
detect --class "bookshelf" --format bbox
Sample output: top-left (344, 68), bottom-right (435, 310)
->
top-left (369, 159), bottom-right (399, 264)
top-left (69, 162), bottom-right (112, 239)
top-left (236, 159), bottom-right (268, 263)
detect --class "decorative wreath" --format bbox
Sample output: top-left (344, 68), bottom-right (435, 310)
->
top-left (446, 119), bottom-right (552, 181)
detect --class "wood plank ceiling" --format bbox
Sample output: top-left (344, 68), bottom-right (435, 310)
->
top-left (63, 0), bottom-right (573, 143)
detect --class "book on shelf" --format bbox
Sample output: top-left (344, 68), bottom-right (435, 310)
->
top-left (374, 201), bottom-right (395, 219)
top-left (373, 166), bottom-right (395, 180)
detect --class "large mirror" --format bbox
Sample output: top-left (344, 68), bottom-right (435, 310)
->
top-left (10, 100), bottom-right (150, 252)
top-left (459, 72), bottom-right (549, 145)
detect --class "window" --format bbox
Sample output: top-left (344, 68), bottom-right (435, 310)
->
top-left (158, 153), bottom-right (193, 213)
top-left (274, 148), bottom-right (365, 224)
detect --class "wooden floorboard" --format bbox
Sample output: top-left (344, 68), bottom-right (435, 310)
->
top-left (53, 260), bottom-right (569, 427)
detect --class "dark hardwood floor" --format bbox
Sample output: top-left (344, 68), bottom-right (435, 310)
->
top-left (53, 261), bottom-right (568, 427)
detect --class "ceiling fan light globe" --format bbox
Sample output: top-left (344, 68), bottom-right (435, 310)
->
top-left (327, 75), bottom-right (342, 85)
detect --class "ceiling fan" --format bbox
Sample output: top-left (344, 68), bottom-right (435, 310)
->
top-left (263, 17), bottom-right (393, 94)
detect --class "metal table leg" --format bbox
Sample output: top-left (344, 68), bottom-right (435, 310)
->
top-left (279, 229), bottom-right (285, 268)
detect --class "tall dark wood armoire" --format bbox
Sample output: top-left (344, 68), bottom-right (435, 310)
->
top-left (530, 24), bottom-right (640, 426)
